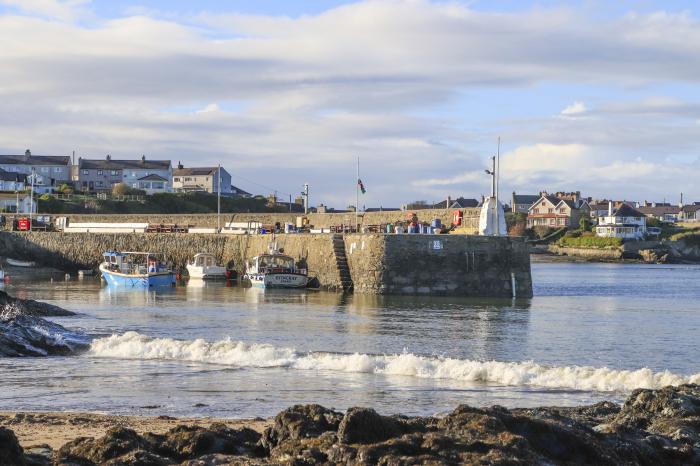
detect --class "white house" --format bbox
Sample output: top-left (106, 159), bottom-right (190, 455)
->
top-left (172, 164), bottom-right (232, 194)
top-left (0, 192), bottom-right (35, 213)
top-left (596, 203), bottom-right (647, 240)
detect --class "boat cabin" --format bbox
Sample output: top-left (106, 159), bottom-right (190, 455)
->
top-left (102, 251), bottom-right (167, 275)
top-left (247, 254), bottom-right (296, 274)
top-left (191, 253), bottom-right (217, 268)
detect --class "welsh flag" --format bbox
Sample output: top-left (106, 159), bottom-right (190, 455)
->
top-left (357, 178), bottom-right (366, 194)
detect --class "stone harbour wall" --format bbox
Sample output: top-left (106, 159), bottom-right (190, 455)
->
top-left (0, 231), bottom-right (532, 297)
top-left (38, 208), bottom-right (481, 230)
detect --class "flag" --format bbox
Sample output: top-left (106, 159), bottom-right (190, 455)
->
top-left (357, 178), bottom-right (366, 194)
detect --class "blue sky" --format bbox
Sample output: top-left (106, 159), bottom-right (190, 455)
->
top-left (0, 0), bottom-right (699, 206)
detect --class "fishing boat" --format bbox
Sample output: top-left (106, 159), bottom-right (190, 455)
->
top-left (99, 251), bottom-right (176, 288)
top-left (186, 253), bottom-right (228, 280)
top-left (243, 244), bottom-right (308, 289)
top-left (6, 258), bottom-right (36, 267)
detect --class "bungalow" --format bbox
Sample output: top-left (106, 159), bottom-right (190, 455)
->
top-left (636, 205), bottom-right (681, 223)
top-left (595, 203), bottom-right (646, 240)
top-left (527, 195), bottom-right (590, 229)
top-left (679, 204), bottom-right (700, 222)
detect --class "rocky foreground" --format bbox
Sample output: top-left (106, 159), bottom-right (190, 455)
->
top-left (1, 384), bottom-right (700, 465)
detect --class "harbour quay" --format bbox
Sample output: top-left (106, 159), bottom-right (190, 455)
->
top-left (0, 230), bottom-right (532, 298)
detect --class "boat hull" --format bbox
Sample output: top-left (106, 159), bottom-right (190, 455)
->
top-left (6, 259), bottom-right (36, 267)
top-left (247, 272), bottom-right (308, 289)
top-left (99, 264), bottom-right (175, 288)
top-left (186, 265), bottom-right (227, 280)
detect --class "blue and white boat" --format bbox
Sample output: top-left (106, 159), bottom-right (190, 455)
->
top-left (99, 251), bottom-right (176, 288)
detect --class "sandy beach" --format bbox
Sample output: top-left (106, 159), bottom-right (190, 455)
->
top-left (0, 411), bottom-right (269, 450)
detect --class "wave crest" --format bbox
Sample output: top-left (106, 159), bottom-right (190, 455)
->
top-left (89, 332), bottom-right (700, 393)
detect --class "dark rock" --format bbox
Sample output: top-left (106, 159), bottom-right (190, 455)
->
top-left (102, 450), bottom-right (175, 466)
top-left (23, 444), bottom-right (53, 466)
top-left (151, 423), bottom-right (262, 461)
top-left (0, 290), bottom-right (75, 316)
top-left (260, 404), bottom-right (342, 450)
top-left (0, 426), bottom-right (25, 466)
top-left (337, 407), bottom-right (402, 444)
top-left (57, 427), bottom-right (151, 465)
top-left (0, 312), bottom-right (90, 357)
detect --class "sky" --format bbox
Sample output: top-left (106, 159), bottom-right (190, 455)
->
top-left (1, 0), bottom-right (699, 208)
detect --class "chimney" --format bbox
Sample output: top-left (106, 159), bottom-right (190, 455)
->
top-left (106, 154), bottom-right (111, 161)
top-left (177, 161), bottom-right (183, 170)
top-left (446, 195), bottom-right (451, 209)
top-left (24, 149), bottom-right (31, 160)
top-left (608, 201), bottom-right (613, 218)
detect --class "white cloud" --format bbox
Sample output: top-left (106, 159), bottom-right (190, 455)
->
top-left (0, 1), bottom-right (700, 204)
top-left (560, 101), bottom-right (587, 116)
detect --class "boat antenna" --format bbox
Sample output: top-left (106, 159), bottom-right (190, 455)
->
top-left (496, 136), bottom-right (500, 236)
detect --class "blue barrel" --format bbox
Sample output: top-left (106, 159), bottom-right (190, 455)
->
top-left (431, 218), bottom-right (442, 229)
top-left (395, 225), bottom-right (404, 234)
top-left (408, 225), bottom-right (417, 234)
top-left (261, 228), bottom-right (267, 234)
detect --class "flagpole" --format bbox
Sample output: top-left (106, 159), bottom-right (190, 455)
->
top-left (356, 156), bottom-right (359, 232)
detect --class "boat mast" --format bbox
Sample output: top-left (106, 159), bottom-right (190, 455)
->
top-left (355, 156), bottom-right (359, 231)
top-left (217, 164), bottom-right (221, 232)
top-left (496, 136), bottom-right (500, 236)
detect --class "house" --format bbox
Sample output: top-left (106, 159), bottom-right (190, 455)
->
top-left (0, 169), bottom-right (27, 191)
top-left (679, 204), bottom-right (700, 222)
top-left (0, 192), bottom-right (35, 213)
top-left (527, 194), bottom-right (590, 229)
top-left (75, 155), bottom-right (172, 194)
top-left (636, 205), bottom-right (681, 223)
top-left (595, 203), bottom-right (647, 239)
top-left (172, 164), bottom-right (232, 194)
top-left (0, 150), bottom-right (71, 193)
top-left (231, 185), bottom-right (252, 198)
top-left (402, 196), bottom-right (479, 210)
top-left (511, 193), bottom-right (540, 213)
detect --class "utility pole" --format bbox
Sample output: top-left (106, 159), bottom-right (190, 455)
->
top-left (217, 164), bottom-right (221, 231)
top-left (29, 167), bottom-right (35, 231)
top-left (355, 157), bottom-right (360, 230)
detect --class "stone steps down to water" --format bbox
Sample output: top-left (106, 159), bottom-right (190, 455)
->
top-left (3, 384), bottom-right (700, 465)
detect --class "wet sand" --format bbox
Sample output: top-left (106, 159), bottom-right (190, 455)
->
top-left (0, 411), bottom-right (270, 449)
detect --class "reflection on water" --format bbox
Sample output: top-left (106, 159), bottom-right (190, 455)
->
top-left (1, 262), bottom-right (699, 418)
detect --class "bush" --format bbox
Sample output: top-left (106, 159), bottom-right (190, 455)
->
top-left (111, 183), bottom-right (130, 196)
top-left (558, 236), bottom-right (622, 248)
top-left (532, 226), bottom-right (555, 239)
top-left (579, 216), bottom-right (592, 232)
top-left (564, 230), bottom-right (581, 238)
top-left (670, 232), bottom-right (700, 247)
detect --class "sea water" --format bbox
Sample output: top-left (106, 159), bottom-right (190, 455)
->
top-left (0, 262), bottom-right (698, 418)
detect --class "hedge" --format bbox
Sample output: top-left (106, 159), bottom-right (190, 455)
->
top-left (557, 236), bottom-right (623, 248)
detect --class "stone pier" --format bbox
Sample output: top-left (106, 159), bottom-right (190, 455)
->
top-left (0, 232), bottom-right (532, 298)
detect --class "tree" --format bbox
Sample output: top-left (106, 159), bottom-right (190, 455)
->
top-left (579, 216), bottom-right (592, 232)
top-left (112, 183), bottom-right (130, 196)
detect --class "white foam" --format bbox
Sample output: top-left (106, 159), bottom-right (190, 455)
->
top-left (89, 332), bottom-right (700, 393)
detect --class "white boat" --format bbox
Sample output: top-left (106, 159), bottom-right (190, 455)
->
top-left (6, 258), bottom-right (36, 267)
top-left (243, 244), bottom-right (308, 289)
top-left (186, 253), bottom-right (228, 280)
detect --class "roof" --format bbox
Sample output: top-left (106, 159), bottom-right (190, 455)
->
top-left (513, 194), bottom-right (540, 205)
top-left (636, 206), bottom-right (681, 216)
top-left (137, 174), bottom-right (168, 181)
top-left (0, 154), bottom-right (70, 166)
top-left (231, 185), bottom-right (252, 197)
top-left (681, 204), bottom-right (700, 213)
top-left (173, 167), bottom-right (219, 176)
top-left (448, 197), bottom-right (479, 208)
top-left (0, 169), bottom-right (27, 182)
top-left (79, 158), bottom-right (171, 170)
top-left (612, 204), bottom-right (645, 218)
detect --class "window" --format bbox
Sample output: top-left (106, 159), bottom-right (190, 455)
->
top-left (53, 167), bottom-right (62, 173)
top-left (184, 177), bottom-right (192, 182)
top-left (533, 208), bottom-right (539, 214)
top-left (41, 167), bottom-right (49, 173)
top-left (548, 208), bottom-right (554, 213)
top-left (111, 170), bottom-right (118, 176)
top-left (96, 181), bottom-right (103, 187)
top-left (173, 177), bottom-right (180, 182)
top-left (82, 169), bottom-right (89, 175)
top-left (97, 170), bottom-right (103, 175)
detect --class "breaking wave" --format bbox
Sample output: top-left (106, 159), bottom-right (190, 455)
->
top-left (0, 307), bottom-right (90, 357)
top-left (89, 332), bottom-right (700, 393)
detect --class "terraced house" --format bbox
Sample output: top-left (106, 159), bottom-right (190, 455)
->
top-left (527, 194), bottom-right (591, 229)
top-left (0, 150), bottom-right (71, 193)
top-left (75, 155), bottom-right (172, 194)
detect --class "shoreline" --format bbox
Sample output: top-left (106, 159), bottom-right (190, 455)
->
top-left (2, 385), bottom-right (700, 464)
top-left (0, 410), bottom-right (270, 450)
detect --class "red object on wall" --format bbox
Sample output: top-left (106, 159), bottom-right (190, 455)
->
top-left (17, 218), bottom-right (30, 231)
top-left (453, 210), bottom-right (463, 226)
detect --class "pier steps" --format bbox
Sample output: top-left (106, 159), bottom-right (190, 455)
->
top-left (332, 234), bottom-right (354, 292)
